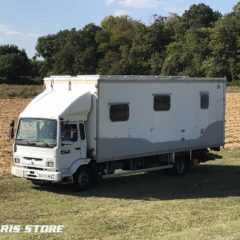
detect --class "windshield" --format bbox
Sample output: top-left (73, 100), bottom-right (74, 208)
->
top-left (16, 118), bottom-right (57, 148)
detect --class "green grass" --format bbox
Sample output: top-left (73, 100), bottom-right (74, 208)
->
top-left (0, 84), bottom-right (42, 99)
top-left (1, 150), bottom-right (240, 240)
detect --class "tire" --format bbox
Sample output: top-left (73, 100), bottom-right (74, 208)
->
top-left (73, 166), bottom-right (92, 191)
top-left (172, 158), bottom-right (186, 176)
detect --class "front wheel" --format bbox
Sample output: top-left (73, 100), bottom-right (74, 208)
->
top-left (73, 166), bottom-right (92, 191)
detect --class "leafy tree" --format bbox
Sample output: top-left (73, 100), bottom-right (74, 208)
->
top-left (72, 24), bottom-right (100, 74)
top-left (162, 28), bottom-right (211, 77)
top-left (209, 9), bottom-right (240, 81)
top-left (164, 13), bottom-right (186, 40)
top-left (36, 30), bottom-right (70, 76)
top-left (97, 16), bottom-right (146, 74)
top-left (0, 45), bottom-right (31, 83)
top-left (98, 51), bottom-right (121, 74)
top-left (161, 41), bottom-right (184, 75)
top-left (182, 3), bottom-right (221, 28)
top-left (36, 24), bottom-right (100, 75)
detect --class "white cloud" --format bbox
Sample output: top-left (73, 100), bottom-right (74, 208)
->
top-left (105, 0), bottom-right (159, 8)
top-left (0, 24), bottom-right (23, 36)
top-left (157, 1), bottom-right (185, 14)
top-left (118, 0), bottom-right (160, 8)
top-left (28, 33), bottom-right (40, 38)
top-left (0, 24), bottom-right (41, 40)
top-left (114, 9), bottom-right (129, 16)
top-left (105, 0), bottom-right (186, 14)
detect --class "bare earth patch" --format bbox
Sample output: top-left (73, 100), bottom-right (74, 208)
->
top-left (0, 99), bottom-right (31, 175)
top-left (225, 91), bottom-right (240, 149)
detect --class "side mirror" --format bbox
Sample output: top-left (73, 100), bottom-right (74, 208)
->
top-left (9, 120), bottom-right (15, 139)
top-left (70, 129), bottom-right (77, 141)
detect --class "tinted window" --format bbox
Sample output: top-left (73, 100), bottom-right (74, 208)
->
top-left (154, 95), bottom-right (171, 111)
top-left (79, 123), bottom-right (86, 140)
top-left (110, 104), bottom-right (129, 122)
top-left (201, 93), bottom-right (209, 109)
top-left (61, 124), bottom-right (78, 142)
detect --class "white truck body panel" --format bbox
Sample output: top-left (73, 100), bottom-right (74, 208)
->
top-left (97, 77), bottom-right (225, 161)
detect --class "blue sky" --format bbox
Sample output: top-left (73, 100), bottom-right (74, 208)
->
top-left (0, 0), bottom-right (238, 58)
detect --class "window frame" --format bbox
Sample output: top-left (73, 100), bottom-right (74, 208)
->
top-left (109, 103), bottom-right (130, 122)
top-left (60, 123), bottom-right (78, 142)
top-left (200, 92), bottom-right (209, 109)
top-left (79, 123), bottom-right (86, 140)
top-left (153, 94), bottom-right (171, 112)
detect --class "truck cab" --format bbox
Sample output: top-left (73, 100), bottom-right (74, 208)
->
top-left (11, 85), bottom-right (92, 189)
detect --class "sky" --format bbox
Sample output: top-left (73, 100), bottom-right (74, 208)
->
top-left (0, 0), bottom-right (238, 58)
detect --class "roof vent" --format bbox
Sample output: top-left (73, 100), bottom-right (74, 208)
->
top-left (51, 79), bottom-right (54, 90)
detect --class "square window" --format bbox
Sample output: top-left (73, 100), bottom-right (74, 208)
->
top-left (110, 104), bottom-right (129, 122)
top-left (154, 95), bottom-right (171, 111)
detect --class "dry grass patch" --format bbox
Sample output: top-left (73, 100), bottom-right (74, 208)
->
top-left (225, 91), bottom-right (240, 149)
top-left (0, 84), bottom-right (42, 99)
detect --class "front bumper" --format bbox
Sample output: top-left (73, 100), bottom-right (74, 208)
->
top-left (11, 166), bottom-right (62, 182)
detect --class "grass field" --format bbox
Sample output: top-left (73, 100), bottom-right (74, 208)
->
top-left (1, 150), bottom-right (240, 240)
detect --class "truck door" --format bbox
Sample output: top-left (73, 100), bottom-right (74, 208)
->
top-left (60, 122), bottom-right (82, 168)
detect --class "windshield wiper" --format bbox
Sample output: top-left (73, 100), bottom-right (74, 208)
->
top-left (16, 139), bottom-right (56, 147)
top-left (35, 142), bottom-right (56, 148)
top-left (26, 141), bottom-right (37, 146)
top-left (36, 142), bottom-right (49, 147)
top-left (15, 139), bottom-right (36, 146)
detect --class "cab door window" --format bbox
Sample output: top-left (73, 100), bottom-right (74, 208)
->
top-left (79, 123), bottom-right (86, 140)
top-left (61, 124), bottom-right (78, 142)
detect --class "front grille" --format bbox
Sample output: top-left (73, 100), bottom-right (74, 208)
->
top-left (23, 157), bottom-right (43, 161)
top-left (26, 166), bottom-right (44, 171)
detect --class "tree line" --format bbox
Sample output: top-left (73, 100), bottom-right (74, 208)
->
top-left (0, 2), bottom-right (240, 84)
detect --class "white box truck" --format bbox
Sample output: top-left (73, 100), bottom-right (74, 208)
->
top-left (11, 75), bottom-right (226, 190)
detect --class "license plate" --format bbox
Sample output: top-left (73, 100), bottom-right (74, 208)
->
top-left (24, 170), bottom-right (38, 177)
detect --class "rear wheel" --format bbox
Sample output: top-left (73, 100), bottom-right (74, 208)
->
top-left (172, 158), bottom-right (186, 176)
top-left (73, 166), bottom-right (92, 191)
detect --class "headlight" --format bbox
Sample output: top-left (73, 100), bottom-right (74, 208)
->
top-left (14, 158), bottom-right (20, 163)
top-left (46, 162), bottom-right (54, 167)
